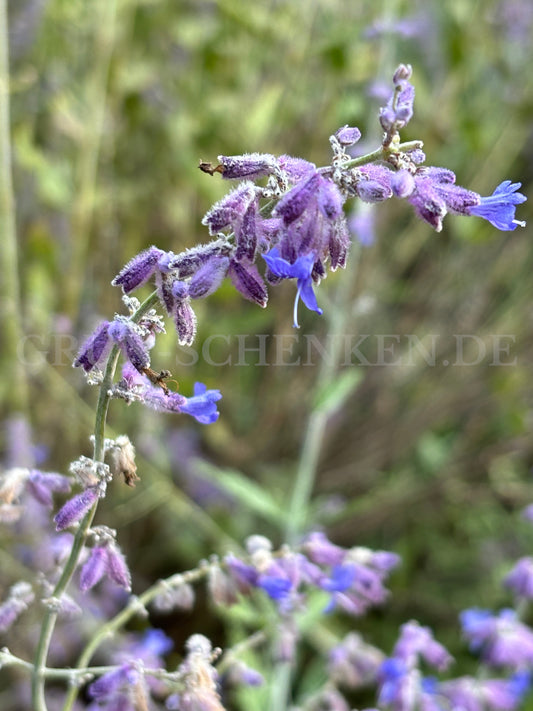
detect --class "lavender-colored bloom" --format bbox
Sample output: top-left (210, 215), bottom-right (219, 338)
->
top-left (379, 64), bottom-right (415, 131)
top-left (303, 531), bottom-right (346, 566)
top-left (80, 546), bottom-right (108, 592)
top-left (187, 255), bottom-right (230, 299)
top-left (26, 470), bottom-right (71, 508)
top-left (522, 503), bottom-right (533, 522)
top-left (408, 167), bottom-right (480, 232)
top-left (274, 171), bottom-right (321, 224)
top-left (0, 581), bottom-right (35, 632)
top-left (504, 557), bottom-right (533, 599)
top-left (263, 247), bottom-right (323, 328)
top-left (202, 181), bottom-right (256, 234)
top-left (105, 543), bottom-right (132, 590)
top-left (392, 169), bottom-right (415, 198)
top-left (461, 608), bottom-right (533, 668)
top-left (111, 246), bottom-right (165, 293)
top-left (349, 204), bottom-right (376, 246)
top-left (167, 239), bottom-right (232, 278)
top-left (108, 320), bottom-right (150, 373)
top-left (54, 486), bottom-right (99, 531)
top-left (278, 154), bottom-right (316, 183)
top-left (234, 200), bottom-right (258, 262)
top-left (224, 554), bottom-right (259, 592)
top-left (329, 632), bottom-right (384, 688)
top-left (174, 299), bottom-right (197, 346)
top-left (73, 321), bottom-right (112, 372)
top-left (179, 383), bottom-right (222, 424)
top-left (318, 178), bottom-right (344, 220)
top-left (378, 658), bottom-right (418, 711)
top-left (257, 574), bottom-right (292, 601)
top-left (228, 259), bottom-right (268, 307)
top-left (328, 219), bottom-right (351, 270)
top-left (467, 181), bottom-right (527, 230)
top-left (217, 152), bottom-right (278, 180)
top-left (88, 663), bottom-right (139, 700)
top-left (440, 673), bottom-right (530, 711)
top-left (335, 125), bottom-right (361, 146)
top-left (321, 563), bottom-right (357, 592)
top-left (393, 621), bottom-right (453, 672)
top-left (356, 164), bottom-right (394, 202)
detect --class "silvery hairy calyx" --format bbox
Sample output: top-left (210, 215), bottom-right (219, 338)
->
top-left (0, 65), bottom-right (528, 711)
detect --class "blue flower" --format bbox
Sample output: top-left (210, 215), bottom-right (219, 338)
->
top-left (467, 181), bottom-right (527, 231)
top-left (180, 382), bottom-right (222, 424)
top-left (263, 247), bottom-right (323, 328)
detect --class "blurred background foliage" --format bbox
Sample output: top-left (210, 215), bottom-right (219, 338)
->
top-left (1, 0), bottom-right (533, 706)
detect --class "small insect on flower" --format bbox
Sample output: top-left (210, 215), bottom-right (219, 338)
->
top-left (141, 367), bottom-right (176, 396)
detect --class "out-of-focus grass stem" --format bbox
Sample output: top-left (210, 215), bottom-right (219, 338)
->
top-left (64, 0), bottom-right (118, 321)
top-left (0, 0), bottom-right (28, 414)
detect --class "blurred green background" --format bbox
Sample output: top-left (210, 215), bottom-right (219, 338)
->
top-left (1, 0), bottom-right (533, 706)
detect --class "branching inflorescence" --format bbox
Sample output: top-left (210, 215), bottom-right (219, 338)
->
top-left (0, 65), bottom-right (528, 711)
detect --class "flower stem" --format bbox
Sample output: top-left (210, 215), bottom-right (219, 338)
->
top-left (0, 0), bottom-right (28, 415)
top-left (32, 291), bottom-right (159, 711)
top-left (61, 563), bottom-right (212, 711)
top-left (339, 139), bottom-right (423, 169)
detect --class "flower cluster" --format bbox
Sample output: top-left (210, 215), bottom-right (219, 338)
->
top-left (210, 532), bottom-right (400, 618)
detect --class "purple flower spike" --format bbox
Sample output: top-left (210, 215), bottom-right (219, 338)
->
top-left (467, 181), bottom-right (527, 230)
top-left (393, 621), bottom-right (453, 672)
top-left (108, 320), bottom-right (150, 373)
top-left (217, 152), bottom-right (278, 180)
top-left (228, 260), bottom-right (268, 307)
top-left (54, 486), bottom-right (99, 531)
top-left (111, 246), bottom-right (165, 293)
top-left (106, 543), bottom-right (132, 590)
top-left (202, 181), bottom-right (256, 234)
top-left (0, 582), bottom-right (34, 632)
top-left (180, 383), bottom-right (222, 424)
top-left (274, 171), bottom-right (321, 224)
top-left (234, 200), bottom-right (259, 262)
top-left (318, 178), bottom-right (344, 220)
top-left (88, 663), bottom-right (139, 700)
top-left (80, 546), bottom-right (108, 592)
top-left (504, 557), bottom-right (533, 599)
top-left (27, 470), bottom-right (71, 508)
top-left (188, 256), bottom-right (230, 299)
top-left (174, 299), bottom-right (198, 346)
top-left (73, 321), bottom-right (112, 372)
top-left (392, 170), bottom-right (415, 198)
top-left (263, 247), bottom-right (323, 328)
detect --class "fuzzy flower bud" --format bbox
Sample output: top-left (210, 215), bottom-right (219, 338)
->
top-left (217, 152), bottom-right (278, 180)
top-left (54, 486), bottom-right (100, 531)
top-left (335, 125), bottom-right (362, 146)
top-left (0, 581), bottom-right (35, 632)
top-left (73, 321), bottom-right (112, 372)
top-left (108, 319), bottom-right (150, 373)
top-left (111, 246), bottom-right (166, 293)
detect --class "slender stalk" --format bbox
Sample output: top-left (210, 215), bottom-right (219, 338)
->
top-left (63, 0), bottom-right (118, 320)
top-left (0, 0), bottom-right (28, 414)
top-left (32, 292), bottom-right (159, 711)
top-left (285, 244), bottom-right (362, 545)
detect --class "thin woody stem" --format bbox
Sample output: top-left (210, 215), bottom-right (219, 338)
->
top-left (32, 292), bottom-right (159, 711)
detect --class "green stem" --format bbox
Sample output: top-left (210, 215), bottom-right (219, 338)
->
top-left (32, 291), bottom-right (159, 711)
top-left (0, 0), bottom-right (28, 414)
top-left (339, 139), bottom-right (423, 169)
top-left (285, 244), bottom-right (362, 545)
